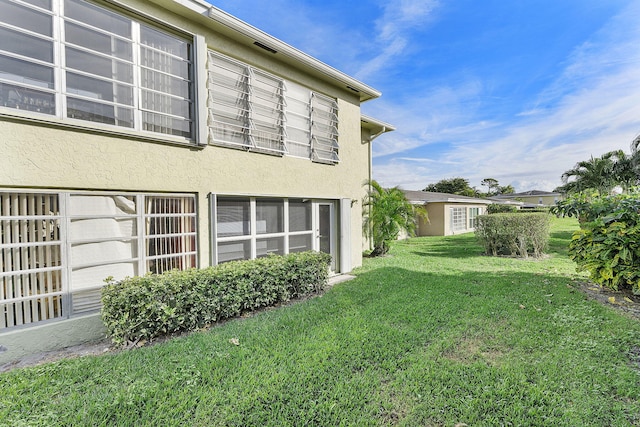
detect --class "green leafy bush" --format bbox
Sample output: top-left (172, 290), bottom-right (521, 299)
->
top-left (550, 191), bottom-right (599, 221)
top-left (475, 213), bottom-right (551, 258)
top-left (101, 251), bottom-right (331, 345)
top-left (567, 192), bottom-right (640, 294)
top-left (487, 204), bottom-right (518, 214)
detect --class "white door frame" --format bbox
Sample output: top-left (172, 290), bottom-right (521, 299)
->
top-left (314, 200), bottom-right (336, 272)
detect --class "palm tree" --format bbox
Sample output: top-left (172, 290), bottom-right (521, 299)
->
top-left (610, 149), bottom-right (638, 193)
top-left (363, 180), bottom-right (426, 256)
top-left (560, 152), bottom-right (618, 195)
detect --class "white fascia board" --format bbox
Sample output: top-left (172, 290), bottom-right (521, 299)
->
top-left (361, 115), bottom-right (396, 132)
top-left (419, 198), bottom-right (492, 204)
top-left (168, 0), bottom-right (211, 11)
top-left (446, 198), bottom-right (492, 205)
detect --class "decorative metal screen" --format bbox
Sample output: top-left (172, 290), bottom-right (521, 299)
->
top-left (145, 195), bottom-right (197, 274)
top-left (0, 191), bottom-right (197, 330)
top-left (0, 192), bottom-right (63, 328)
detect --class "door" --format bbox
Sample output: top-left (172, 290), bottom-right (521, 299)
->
top-left (316, 202), bottom-right (336, 271)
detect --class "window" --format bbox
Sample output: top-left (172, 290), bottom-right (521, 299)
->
top-left (0, 190), bottom-right (197, 329)
top-left (207, 51), bottom-right (339, 162)
top-left (0, 0), bottom-right (194, 140)
top-left (213, 196), bottom-right (314, 263)
top-left (288, 199), bottom-right (313, 253)
top-left (207, 51), bottom-right (286, 154)
top-left (468, 207), bottom-right (480, 229)
top-left (450, 207), bottom-right (466, 232)
top-left (310, 93), bottom-right (339, 163)
top-left (285, 82), bottom-right (312, 158)
top-left (286, 80), bottom-right (339, 163)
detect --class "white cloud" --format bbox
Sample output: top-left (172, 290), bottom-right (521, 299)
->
top-left (372, 1), bottom-right (640, 193)
top-left (355, 0), bottom-right (439, 80)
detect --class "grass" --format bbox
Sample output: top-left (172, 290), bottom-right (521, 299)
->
top-left (1, 217), bottom-right (639, 426)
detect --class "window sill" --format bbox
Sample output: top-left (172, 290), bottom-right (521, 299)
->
top-left (0, 109), bottom-right (203, 149)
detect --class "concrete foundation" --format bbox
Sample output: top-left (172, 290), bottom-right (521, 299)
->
top-left (0, 314), bottom-right (106, 367)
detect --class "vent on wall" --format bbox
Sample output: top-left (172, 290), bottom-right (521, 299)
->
top-left (253, 41), bottom-right (277, 54)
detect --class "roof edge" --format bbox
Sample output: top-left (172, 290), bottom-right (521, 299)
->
top-left (361, 115), bottom-right (395, 130)
top-left (205, 5), bottom-right (382, 102)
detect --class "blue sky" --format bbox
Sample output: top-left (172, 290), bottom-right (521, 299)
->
top-left (212, 0), bottom-right (640, 192)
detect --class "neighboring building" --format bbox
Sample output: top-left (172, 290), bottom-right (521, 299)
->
top-left (403, 190), bottom-right (492, 236)
top-left (0, 0), bottom-right (392, 362)
top-left (491, 190), bottom-right (563, 207)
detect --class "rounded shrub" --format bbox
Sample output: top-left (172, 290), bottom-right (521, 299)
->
top-left (475, 212), bottom-right (551, 258)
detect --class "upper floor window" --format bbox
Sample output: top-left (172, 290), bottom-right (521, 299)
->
top-left (208, 51), bottom-right (286, 155)
top-left (286, 80), bottom-right (339, 164)
top-left (208, 51), bottom-right (339, 163)
top-left (0, 0), bottom-right (194, 140)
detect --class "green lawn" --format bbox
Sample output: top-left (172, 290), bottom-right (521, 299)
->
top-left (1, 218), bottom-right (639, 426)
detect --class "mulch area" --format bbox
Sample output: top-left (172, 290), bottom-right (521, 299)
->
top-left (575, 281), bottom-right (640, 320)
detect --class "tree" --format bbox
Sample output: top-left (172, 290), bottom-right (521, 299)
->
top-left (363, 180), bottom-right (426, 256)
top-left (480, 178), bottom-right (499, 196)
top-left (423, 177), bottom-right (474, 195)
top-left (560, 152), bottom-right (618, 195)
top-left (610, 149), bottom-right (638, 193)
top-left (497, 184), bottom-right (515, 195)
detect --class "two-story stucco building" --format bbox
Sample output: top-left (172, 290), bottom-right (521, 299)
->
top-left (0, 0), bottom-right (393, 363)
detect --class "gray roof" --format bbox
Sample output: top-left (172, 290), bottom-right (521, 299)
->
top-left (492, 190), bottom-right (560, 199)
top-left (402, 190), bottom-right (492, 205)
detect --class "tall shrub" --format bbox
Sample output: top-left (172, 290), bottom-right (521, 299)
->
top-left (475, 213), bottom-right (550, 258)
top-left (565, 192), bottom-right (640, 294)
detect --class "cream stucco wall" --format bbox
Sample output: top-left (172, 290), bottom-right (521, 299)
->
top-left (419, 204), bottom-right (445, 236)
top-left (417, 203), bottom-right (488, 236)
top-left (0, 0), bottom-right (370, 271)
top-left (517, 195), bottom-right (561, 206)
top-left (0, 102), bottom-right (367, 270)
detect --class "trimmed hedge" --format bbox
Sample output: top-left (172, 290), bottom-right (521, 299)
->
top-left (475, 213), bottom-right (551, 258)
top-left (101, 251), bottom-right (331, 345)
top-left (487, 204), bottom-right (518, 214)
